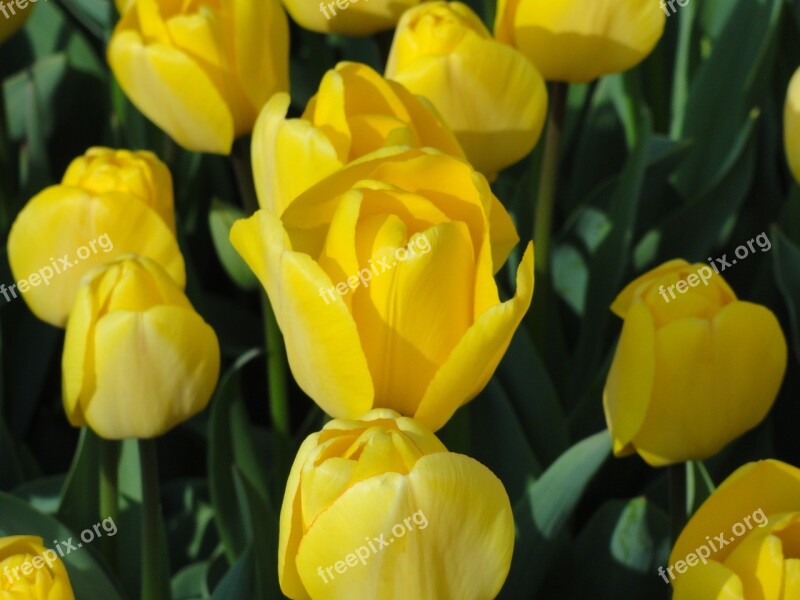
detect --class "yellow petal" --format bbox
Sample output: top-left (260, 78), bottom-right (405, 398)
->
top-left (672, 561), bottom-right (745, 600)
top-left (7, 187), bottom-right (185, 327)
top-left (603, 299), bottom-right (655, 456)
top-left (610, 259), bottom-right (688, 317)
top-left (783, 559), bottom-right (800, 598)
top-left (230, 210), bottom-right (374, 418)
top-left (723, 531), bottom-right (784, 600)
top-left (415, 243), bottom-right (533, 431)
top-left (108, 30), bottom-right (234, 153)
top-left (295, 453), bottom-right (513, 599)
top-left (785, 66), bottom-right (800, 184)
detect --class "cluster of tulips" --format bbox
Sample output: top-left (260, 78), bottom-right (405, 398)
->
top-left (1, 0), bottom-right (800, 598)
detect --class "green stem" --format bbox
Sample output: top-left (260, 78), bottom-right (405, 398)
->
top-left (99, 440), bottom-right (120, 573)
top-left (669, 463), bottom-right (688, 545)
top-left (139, 439), bottom-right (171, 600)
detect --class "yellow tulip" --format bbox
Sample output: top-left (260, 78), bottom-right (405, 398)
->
top-left (114, 0), bottom-right (132, 14)
top-left (252, 62), bottom-right (463, 215)
top-left (785, 66), bottom-right (800, 184)
top-left (62, 255), bottom-right (220, 439)
top-left (107, 0), bottom-right (289, 154)
top-left (7, 185), bottom-right (184, 328)
top-left (279, 409), bottom-right (514, 599)
top-left (232, 148), bottom-right (534, 432)
top-left (494, 0), bottom-right (666, 83)
top-left (61, 147), bottom-right (175, 232)
top-left (283, 0), bottom-right (419, 36)
top-left (0, 535), bottom-right (75, 600)
top-left (669, 460), bottom-right (800, 599)
top-left (0, 0), bottom-right (34, 44)
top-left (385, 2), bottom-right (547, 177)
top-left (603, 259), bottom-right (787, 467)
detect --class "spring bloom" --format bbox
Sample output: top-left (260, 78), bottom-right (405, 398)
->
top-left (0, 535), bottom-right (75, 599)
top-left (603, 259), bottom-right (787, 467)
top-left (232, 148), bottom-right (533, 432)
top-left (62, 255), bottom-right (220, 439)
top-left (108, 0), bottom-right (289, 154)
top-left (252, 62), bottom-right (463, 215)
top-left (283, 0), bottom-right (419, 36)
top-left (385, 2), bottom-right (547, 177)
top-left (785, 66), bottom-right (800, 183)
top-left (494, 0), bottom-right (666, 83)
top-left (279, 409), bottom-right (514, 599)
top-left (670, 460), bottom-right (800, 598)
top-left (0, 0), bottom-right (34, 44)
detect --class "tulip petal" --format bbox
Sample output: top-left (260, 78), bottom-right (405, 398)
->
top-left (723, 531), bottom-right (784, 600)
top-left (294, 453), bottom-right (513, 600)
top-left (415, 243), bottom-right (533, 431)
top-left (672, 561), bottom-right (745, 600)
top-left (230, 210), bottom-right (374, 418)
top-left (7, 187), bottom-right (185, 327)
top-left (108, 31), bottom-right (234, 153)
top-left (603, 299), bottom-right (655, 456)
top-left (783, 559), bottom-right (800, 598)
top-left (785, 67), bottom-right (800, 183)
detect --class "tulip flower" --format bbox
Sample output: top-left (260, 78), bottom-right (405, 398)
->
top-left (603, 259), bottom-right (787, 467)
top-left (785, 66), bottom-right (800, 184)
top-left (62, 255), bottom-right (220, 439)
top-left (232, 148), bottom-right (534, 432)
top-left (385, 2), bottom-right (547, 177)
top-left (252, 62), bottom-right (463, 215)
top-left (7, 184), bottom-right (184, 328)
top-left (494, 0), bottom-right (666, 83)
top-left (107, 0), bottom-right (289, 154)
top-left (283, 0), bottom-right (419, 36)
top-left (0, 0), bottom-right (34, 44)
top-left (670, 460), bottom-right (800, 598)
top-left (62, 147), bottom-right (175, 232)
top-left (0, 535), bottom-right (75, 599)
top-left (279, 409), bottom-right (515, 599)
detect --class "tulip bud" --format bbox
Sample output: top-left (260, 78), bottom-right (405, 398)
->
top-left (0, 536), bottom-right (75, 599)
top-left (603, 260), bottom-right (787, 466)
top-left (62, 147), bottom-right (175, 232)
top-left (232, 147), bottom-right (534, 432)
top-left (386, 2), bottom-right (547, 177)
top-left (494, 0), bottom-right (666, 83)
top-left (670, 460), bottom-right (800, 598)
top-left (279, 409), bottom-right (514, 599)
top-left (252, 62), bottom-right (463, 215)
top-left (108, 0), bottom-right (289, 154)
top-left (62, 255), bottom-right (220, 439)
top-left (283, 0), bottom-right (420, 35)
top-left (785, 66), bottom-right (800, 184)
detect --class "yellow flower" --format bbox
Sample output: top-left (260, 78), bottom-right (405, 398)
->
top-left (7, 183), bottom-right (184, 328)
top-left (0, 535), bottom-right (75, 600)
top-left (62, 255), bottom-right (220, 439)
top-left (252, 62), bottom-right (463, 215)
top-left (494, 0), bottom-right (666, 83)
top-left (114, 0), bottom-right (132, 14)
top-left (603, 259), bottom-right (787, 467)
top-left (670, 460), bottom-right (800, 599)
top-left (385, 2), bottom-right (547, 177)
top-left (279, 409), bottom-right (514, 600)
top-left (107, 0), bottom-right (289, 154)
top-left (62, 147), bottom-right (175, 232)
top-left (283, 0), bottom-right (419, 36)
top-left (0, 0), bottom-right (34, 44)
top-left (785, 66), bottom-right (800, 184)
top-left (232, 148), bottom-right (534, 432)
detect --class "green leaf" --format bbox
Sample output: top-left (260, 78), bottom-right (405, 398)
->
top-left (208, 198), bottom-right (258, 291)
top-left (57, 428), bottom-right (101, 533)
top-left (210, 547), bottom-right (256, 600)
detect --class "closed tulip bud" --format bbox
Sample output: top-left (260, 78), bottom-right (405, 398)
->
top-left (0, 0), bottom-right (33, 44)
top-left (670, 460), bottom-right (800, 598)
top-left (108, 0), bottom-right (289, 154)
top-left (62, 147), bottom-right (175, 232)
top-left (279, 409), bottom-right (514, 599)
top-left (386, 2), bottom-right (547, 177)
top-left (7, 183), bottom-right (184, 328)
top-left (603, 260), bottom-right (787, 466)
top-left (232, 148), bottom-right (534, 432)
top-left (494, 0), bottom-right (666, 83)
top-left (785, 67), bottom-right (800, 184)
top-left (0, 535), bottom-right (75, 599)
top-left (62, 255), bottom-right (220, 439)
top-left (252, 62), bottom-right (463, 215)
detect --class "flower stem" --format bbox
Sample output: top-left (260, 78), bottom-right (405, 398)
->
top-left (669, 463), bottom-right (688, 544)
top-left (139, 439), bottom-right (171, 600)
top-left (99, 439), bottom-right (120, 573)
